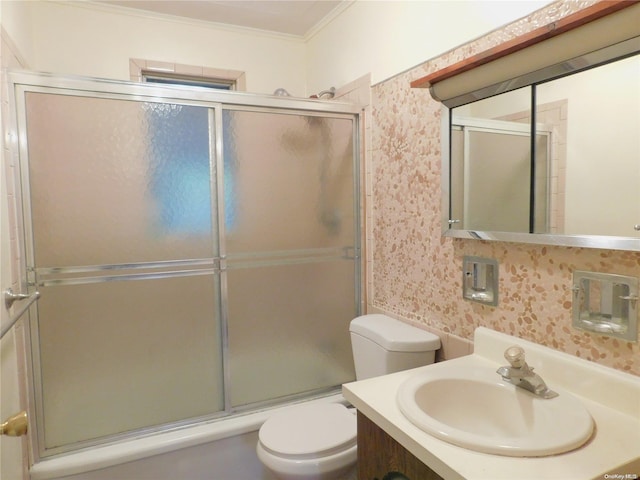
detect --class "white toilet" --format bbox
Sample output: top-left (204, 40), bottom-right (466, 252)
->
top-left (256, 314), bottom-right (441, 480)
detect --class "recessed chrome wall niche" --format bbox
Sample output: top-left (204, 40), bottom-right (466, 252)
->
top-left (463, 256), bottom-right (498, 306)
top-left (572, 271), bottom-right (638, 343)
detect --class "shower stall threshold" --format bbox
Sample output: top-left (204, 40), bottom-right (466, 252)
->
top-left (29, 392), bottom-right (347, 480)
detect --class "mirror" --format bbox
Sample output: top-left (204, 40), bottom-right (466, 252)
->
top-left (444, 45), bottom-right (640, 251)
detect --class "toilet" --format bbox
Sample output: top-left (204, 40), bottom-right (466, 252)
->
top-left (256, 314), bottom-right (441, 480)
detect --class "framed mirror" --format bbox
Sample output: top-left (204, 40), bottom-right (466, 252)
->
top-left (443, 38), bottom-right (640, 251)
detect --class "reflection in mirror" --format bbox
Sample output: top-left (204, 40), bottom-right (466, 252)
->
top-left (536, 55), bottom-right (639, 238)
top-left (448, 53), bottom-right (640, 244)
top-left (452, 87), bottom-right (544, 233)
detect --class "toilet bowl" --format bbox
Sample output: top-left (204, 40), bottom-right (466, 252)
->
top-left (256, 403), bottom-right (356, 480)
top-left (257, 314), bottom-right (440, 480)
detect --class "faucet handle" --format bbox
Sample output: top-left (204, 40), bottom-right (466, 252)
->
top-left (504, 346), bottom-right (526, 368)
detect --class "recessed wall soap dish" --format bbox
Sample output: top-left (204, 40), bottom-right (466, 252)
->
top-left (572, 271), bottom-right (638, 343)
top-left (463, 256), bottom-right (498, 306)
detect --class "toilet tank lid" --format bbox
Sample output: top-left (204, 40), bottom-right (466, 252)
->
top-left (349, 314), bottom-right (441, 352)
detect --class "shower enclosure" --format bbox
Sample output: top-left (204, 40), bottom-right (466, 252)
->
top-left (450, 117), bottom-right (551, 233)
top-left (9, 72), bottom-right (362, 459)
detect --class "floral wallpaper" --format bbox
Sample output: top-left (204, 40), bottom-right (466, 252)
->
top-left (368, 0), bottom-right (640, 375)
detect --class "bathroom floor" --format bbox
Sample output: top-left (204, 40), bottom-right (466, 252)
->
top-left (344, 468), bottom-right (358, 480)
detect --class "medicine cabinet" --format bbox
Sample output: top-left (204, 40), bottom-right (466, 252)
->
top-left (413, 1), bottom-right (640, 251)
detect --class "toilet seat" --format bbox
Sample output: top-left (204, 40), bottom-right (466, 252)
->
top-left (258, 403), bottom-right (356, 460)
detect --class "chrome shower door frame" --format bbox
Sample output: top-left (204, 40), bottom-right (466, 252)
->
top-left (8, 71), bottom-right (363, 460)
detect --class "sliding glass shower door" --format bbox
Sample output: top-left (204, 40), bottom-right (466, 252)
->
top-left (222, 110), bottom-right (357, 407)
top-left (13, 74), bottom-right (361, 457)
top-left (23, 92), bottom-right (224, 450)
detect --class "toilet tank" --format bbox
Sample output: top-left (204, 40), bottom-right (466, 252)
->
top-left (349, 314), bottom-right (441, 380)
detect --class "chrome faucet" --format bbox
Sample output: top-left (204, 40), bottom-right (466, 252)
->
top-left (497, 346), bottom-right (558, 399)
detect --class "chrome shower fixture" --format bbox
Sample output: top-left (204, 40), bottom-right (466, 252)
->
top-left (312, 87), bottom-right (336, 99)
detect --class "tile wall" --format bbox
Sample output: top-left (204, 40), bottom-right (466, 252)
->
top-left (1, 25), bottom-right (31, 478)
top-left (2, 27), bottom-right (27, 292)
top-left (367, 0), bottom-right (640, 374)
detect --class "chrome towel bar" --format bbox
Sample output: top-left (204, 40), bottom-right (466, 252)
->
top-left (1, 289), bottom-right (40, 340)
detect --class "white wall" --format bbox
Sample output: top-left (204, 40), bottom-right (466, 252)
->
top-left (305, 0), bottom-right (554, 93)
top-left (19, 1), bottom-right (308, 96)
top-left (6, 1), bottom-right (555, 97)
top-left (1, 1), bottom-right (35, 68)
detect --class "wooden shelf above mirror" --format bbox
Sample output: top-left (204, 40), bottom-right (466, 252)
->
top-left (410, 0), bottom-right (636, 90)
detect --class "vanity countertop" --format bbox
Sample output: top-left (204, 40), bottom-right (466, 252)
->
top-left (342, 327), bottom-right (640, 480)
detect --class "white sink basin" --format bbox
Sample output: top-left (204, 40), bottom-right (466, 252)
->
top-left (397, 364), bottom-right (594, 457)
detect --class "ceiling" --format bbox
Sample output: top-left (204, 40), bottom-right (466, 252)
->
top-left (97, 0), bottom-right (346, 36)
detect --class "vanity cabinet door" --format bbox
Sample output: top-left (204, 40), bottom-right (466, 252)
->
top-left (357, 412), bottom-right (444, 480)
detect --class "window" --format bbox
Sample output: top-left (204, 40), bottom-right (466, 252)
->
top-left (130, 60), bottom-right (244, 233)
top-left (129, 58), bottom-right (246, 91)
top-left (142, 72), bottom-right (234, 90)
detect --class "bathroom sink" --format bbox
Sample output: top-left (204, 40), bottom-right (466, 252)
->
top-left (396, 364), bottom-right (594, 457)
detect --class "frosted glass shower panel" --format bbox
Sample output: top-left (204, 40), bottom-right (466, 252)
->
top-left (227, 260), bottom-right (356, 407)
top-left (223, 108), bottom-right (358, 407)
top-left (17, 79), bottom-right (360, 457)
top-left (223, 110), bottom-right (355, 253)
top-left (24, 93), bottom-right (214, 267)
top-left (37, 274), bottom-right (224, 449)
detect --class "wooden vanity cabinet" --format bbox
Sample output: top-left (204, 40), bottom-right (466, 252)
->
top-left (357, 412), bottom-right (444, 480)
